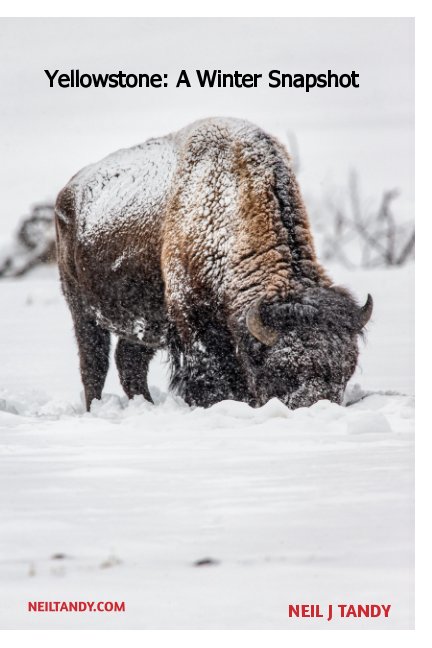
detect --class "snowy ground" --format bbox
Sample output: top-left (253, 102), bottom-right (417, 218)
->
top-left (0, 263), bottom-right (414, 630)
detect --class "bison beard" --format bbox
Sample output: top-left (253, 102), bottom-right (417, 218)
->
top-left (55, 117), bottom-right (372, 411)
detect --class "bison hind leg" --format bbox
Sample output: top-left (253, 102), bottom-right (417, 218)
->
top-left (115, 338), bottom-right (155, 403)
top-left (72, 311), bottom-right (111, 412)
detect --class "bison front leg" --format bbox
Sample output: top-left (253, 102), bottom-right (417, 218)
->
top-left (170, 341), bottom-right (243, 408)
top-left (170, 350), bottom-right (220, 407)
top-left (115, 338), bottom-right (155, 403)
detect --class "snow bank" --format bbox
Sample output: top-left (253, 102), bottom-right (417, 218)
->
top-left (0, 266), bottom-right (414, 629)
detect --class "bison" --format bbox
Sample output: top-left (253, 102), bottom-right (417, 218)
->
top-left (55, 117), bottom-right (372, 411)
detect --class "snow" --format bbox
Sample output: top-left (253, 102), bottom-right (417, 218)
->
top-left (0, 263), bottom-right (413, 629)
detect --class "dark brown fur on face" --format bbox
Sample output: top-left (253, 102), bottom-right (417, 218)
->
top-left (55, 118), bottom-right (372, 411)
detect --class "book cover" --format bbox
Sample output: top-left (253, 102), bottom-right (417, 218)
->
top-left (0, 15), bottom-right (414, 632)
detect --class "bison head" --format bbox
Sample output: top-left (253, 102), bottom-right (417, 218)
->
top-left (242, 287), bottom-right (373, 408)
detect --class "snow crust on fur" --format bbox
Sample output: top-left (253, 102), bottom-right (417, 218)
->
top-left (69, 117), bottom-right (274, 251)
top-left (71, 135), bottom-right (178, 241)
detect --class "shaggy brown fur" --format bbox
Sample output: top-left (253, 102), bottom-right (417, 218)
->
top-left (56, 117), bottom-right (372, 410)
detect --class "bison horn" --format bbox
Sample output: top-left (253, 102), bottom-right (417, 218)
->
top-left (358, 293), bottom-right (373, 328)
top-left (246, 297), bottom-right (279, 346)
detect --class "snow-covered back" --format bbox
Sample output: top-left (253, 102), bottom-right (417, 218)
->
top-left (68, 136), bottom-right (177, 241)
